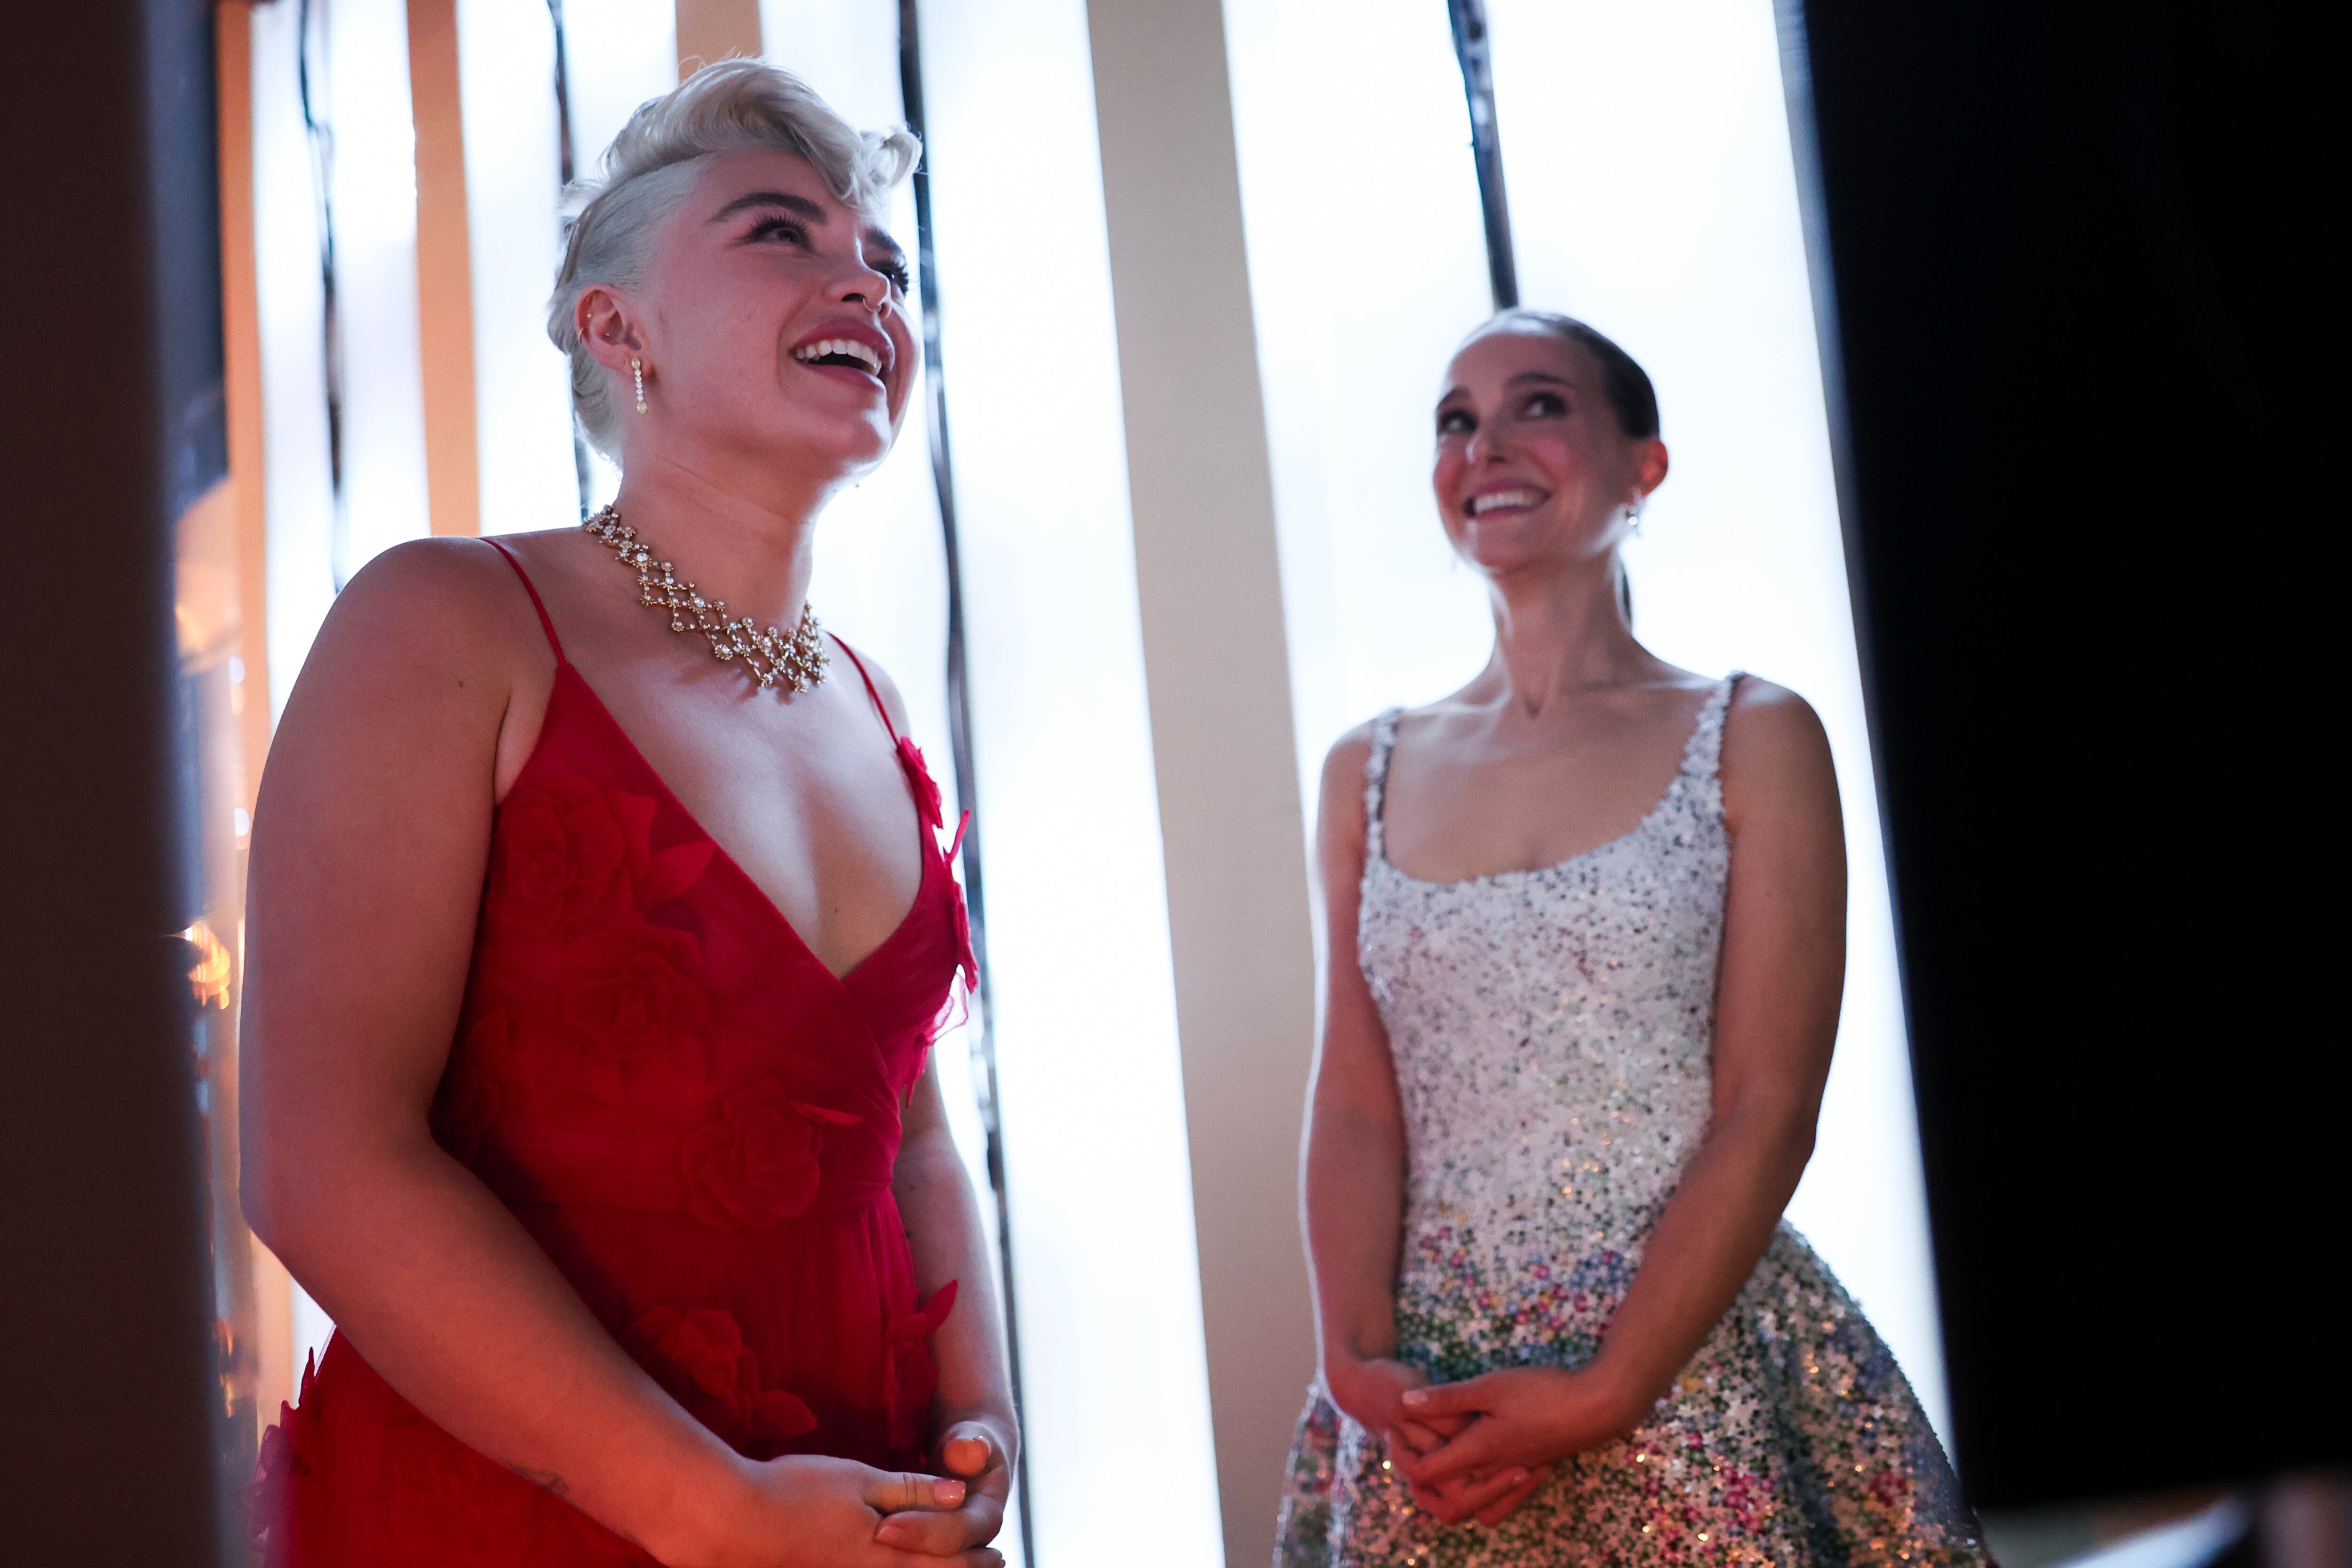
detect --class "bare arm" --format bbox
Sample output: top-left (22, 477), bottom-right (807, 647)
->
top-left (878, 1060), bottom-right (1018, 1554)
top-left (1400, 681), bottom-right (1846, 1503)
top-left (1301, 731), bottom-right (1409, 1388)
top-left (241, 541), bottom-right (983, 1568)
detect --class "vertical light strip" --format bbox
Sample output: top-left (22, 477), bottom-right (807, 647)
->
top-left (890, 7), bottom-right (1033, 1555)
top-left (217, 0), bottom-right (274, 812)
top-left (1084, 1), bottom-right (1319, 1560)
top-left (408, 0), bottom-right (481, 538)
top-left (916, 0), bottom-right (1220, 1556)
top-left (318, 0), bottom-right (432, 572)
top-left (1222, 0), bottom-right (1496, 821)
top-left (249, 0), bottom-right (336, 724)
top-left (675, 0), bottom-right (761, 77)
top-left (452, 0), bottom-right (580, 537)
top-left (215, 0), bottom-right (297, 1439)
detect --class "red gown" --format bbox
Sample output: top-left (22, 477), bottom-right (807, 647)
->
top-left (252, 543), bottom-right (974, 1565)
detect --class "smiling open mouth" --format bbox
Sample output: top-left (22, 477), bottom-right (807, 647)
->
top-left (1470, 488), bottom-right (1546, 514)
top-left (793, 338), bottom-right (884, 376)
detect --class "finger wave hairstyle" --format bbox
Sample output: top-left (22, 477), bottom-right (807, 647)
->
top-left (547, 59), bottom-right (921, 459)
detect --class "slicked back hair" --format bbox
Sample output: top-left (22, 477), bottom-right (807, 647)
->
top-left (547, 59), bottom-right (920, 458)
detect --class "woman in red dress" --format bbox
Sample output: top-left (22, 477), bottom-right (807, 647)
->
top-left (240, 62), bottom-right (1014, 1566)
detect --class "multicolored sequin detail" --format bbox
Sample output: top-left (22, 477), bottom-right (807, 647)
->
top-left (1276, 677), bottom-right (1989, 1567)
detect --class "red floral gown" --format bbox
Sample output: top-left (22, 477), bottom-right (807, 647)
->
top-left (251, 543), bottom-right (975, 1565)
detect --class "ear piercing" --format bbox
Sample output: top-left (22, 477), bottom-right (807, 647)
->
top-left (632, 357), bottom-right (648, 415)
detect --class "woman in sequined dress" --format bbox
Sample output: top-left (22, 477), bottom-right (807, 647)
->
top-left (1276, 312), bottom-right (1989, 1567)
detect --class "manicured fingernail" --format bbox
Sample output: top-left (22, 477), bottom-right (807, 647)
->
top-left (933, 1478), bottom-right (967, 1506)
top-left (1507, 1469), bottom-right (1529, 1485)
top-left (876, 1521), bottom-right (906, 1544)
top-left (1401, 1389), bottom-right (1428, 1406)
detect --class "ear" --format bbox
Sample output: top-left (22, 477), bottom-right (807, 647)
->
top-left (575, 284), bottom-right (647, 377)
top-left (1633, 437), bottom-right (1669, 498)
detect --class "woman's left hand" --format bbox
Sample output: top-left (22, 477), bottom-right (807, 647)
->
top-left (872, 1419), bottom-right (1014, 1556)
top-left (1394, 1367), bottom-right (1643, 1524)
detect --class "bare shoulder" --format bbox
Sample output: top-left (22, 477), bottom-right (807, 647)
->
top-left (270, 537), bottom-right (549, 779)
top-left (831, 637), bottom-right (914, 736)
top-left (1720, 676), bottom-right (1838, 831)
top-left (1320, 721), bottom-right (1379, 806)
top-left (309, 535), bottom-right (547, 676)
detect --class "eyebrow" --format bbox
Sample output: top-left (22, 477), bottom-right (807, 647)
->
top-left (1435, 369), bottom-right (1574, 402)
top-left (710, 190), bottom-right (828, 223)
top-left (711, 191), bottom-right (906, 268)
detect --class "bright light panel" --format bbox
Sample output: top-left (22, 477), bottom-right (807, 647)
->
top-left (916, 0), bottom-right (1226, 1558)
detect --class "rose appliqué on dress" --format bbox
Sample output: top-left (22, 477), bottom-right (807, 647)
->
top-left (895, 737), bottom-right (945, 831)
top-left (680, 1079), bottom-right (862, 1231)
top-left (488, 778), bottom-right (713, 937)
top-left (625, 1305), bottom-right (818, 1452)
top-left (560, 923), bottom-right (710, 1102)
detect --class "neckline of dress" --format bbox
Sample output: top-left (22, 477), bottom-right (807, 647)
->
top-left (514, 658), bottom-right (938, 989)
top-left (1371, 675), bottom-right (1732, 891)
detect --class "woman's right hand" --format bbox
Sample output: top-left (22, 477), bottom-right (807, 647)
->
top-left (1323, 1357), bottom-right (1536, 1528)
top-left (1324, 1354), bottom-right (1437, 1439)
top-left (675, 1454), bottom-right (1001, 1568)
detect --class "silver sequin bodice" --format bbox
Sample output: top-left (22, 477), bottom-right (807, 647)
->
top-left (1363, 680), bottom-right (1733, 1360)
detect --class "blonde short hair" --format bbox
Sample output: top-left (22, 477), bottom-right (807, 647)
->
top-left (546, 59), bottom-right (920, 458)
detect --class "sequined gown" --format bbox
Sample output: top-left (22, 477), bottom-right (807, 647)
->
top-left (1275, 676), bottom-right (1989, 1568)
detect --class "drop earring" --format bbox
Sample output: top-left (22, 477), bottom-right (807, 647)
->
top-left (632, 357), bottom-right (647, 415)
top-left (1628, 497), bottom-right (1646, 537)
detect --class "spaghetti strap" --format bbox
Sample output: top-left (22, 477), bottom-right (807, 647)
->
top-left (829, 636), bottom-right (900, 743)
top-left (1363, 709), bottom-right (1402, 864)
top-left (1681, 670), bottom-right (1746, 782)
top-left (482, 539), bottom-right (566, 664)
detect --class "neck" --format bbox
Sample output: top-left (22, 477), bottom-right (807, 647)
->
top-left (1477, 553), bottom-right (1653, 718)
top-left (605, 449), bottom-right (834, 633)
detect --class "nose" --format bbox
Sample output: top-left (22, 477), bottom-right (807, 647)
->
top-left (831, 255), bottom-right (896, 318)
top-left (1464, 421), bottom-right (1510, 466)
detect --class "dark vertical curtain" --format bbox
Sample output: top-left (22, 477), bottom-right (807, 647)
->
top-left (1781, 0), bottom-right (2335, 1506)
top-left (1, 0), bottom-right (230, 1561)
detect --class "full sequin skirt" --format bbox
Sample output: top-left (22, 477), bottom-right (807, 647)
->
top-left (1274, 1226), bottom-right (1990, 1568)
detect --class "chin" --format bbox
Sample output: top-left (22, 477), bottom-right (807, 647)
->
top-left (775, 415), bottom-right (895, 474)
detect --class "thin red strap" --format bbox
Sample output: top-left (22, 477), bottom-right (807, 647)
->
top-left (828, 636), bottom-right (898, 743)
top-left (483, 539), bottom-right (565, 663)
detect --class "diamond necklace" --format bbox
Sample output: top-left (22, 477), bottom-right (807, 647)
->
top-left (583, 503), bottom-right (830, 693)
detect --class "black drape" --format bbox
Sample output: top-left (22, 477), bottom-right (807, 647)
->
top-left (1783, 0), bottom-right (2337, 1509)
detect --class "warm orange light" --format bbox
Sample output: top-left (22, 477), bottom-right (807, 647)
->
top-left (183, 919), bottom-right (232, 1010)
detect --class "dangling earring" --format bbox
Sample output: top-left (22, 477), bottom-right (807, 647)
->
top-left (1628, 497), bottom-right (1646, 537)
top-left (632, 357), bottom-right (647, 415)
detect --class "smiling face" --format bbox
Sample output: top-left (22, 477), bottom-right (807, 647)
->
top-left (1432, 325), bottom-right (1668, 582)
top-left (581, 148), bottom-right (917, 496)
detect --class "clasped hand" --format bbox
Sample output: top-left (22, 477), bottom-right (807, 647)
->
top-left (1333, 1358), bottom-right (1639, 1529)
top-left (704, 1418), bottom-right (1012, 1567)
